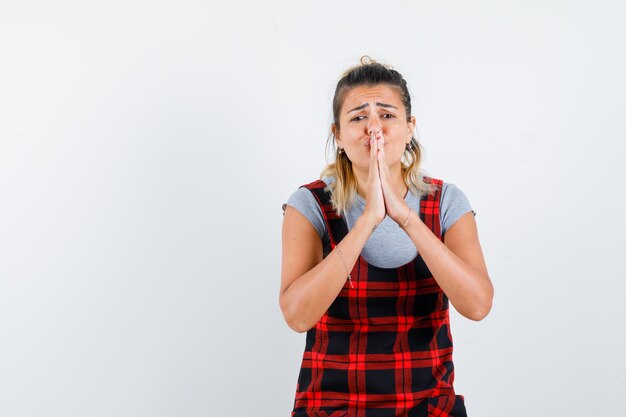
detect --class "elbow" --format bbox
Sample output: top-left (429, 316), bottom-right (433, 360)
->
top-left (289, 321), bottom-right (311, 334)
top-left (466, 302), bottom-right (491, 321)
top-left (463, 283), bottom-right (494, 322)
top-left (284, 314), bottom-right (312, 334)
top-left (279, 293), bottom-right (312, 334)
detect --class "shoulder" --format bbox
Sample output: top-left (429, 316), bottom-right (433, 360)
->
top-left (416, 174), bottom-right (443, 198)
top-left (422, 175), bottom-right (444, 187)
top-left (441, 182), bottom-right (471, 205)
top-left (283, 179), bottom-right (325, 213)
top-left (439, 182), bottom-right (475, 235)
top-left (300, 178), bottom-right (328, 191)
top-left (282, 179), bottom-right (330, 240)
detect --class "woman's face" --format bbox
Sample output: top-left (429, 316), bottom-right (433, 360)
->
top-left (334, 84), bottom-right (415, 172)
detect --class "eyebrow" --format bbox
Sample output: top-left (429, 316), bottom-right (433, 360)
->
top-left (347, 102), bottom-right (398, 113)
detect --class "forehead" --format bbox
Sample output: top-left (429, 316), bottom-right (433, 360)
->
top-left (341, 84), bottom-right (404, 111)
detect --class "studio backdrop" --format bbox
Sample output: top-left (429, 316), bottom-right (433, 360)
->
top-left (1, 1), bottom-right (624, 416)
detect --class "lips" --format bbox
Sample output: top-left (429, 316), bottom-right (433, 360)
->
top-left (364, 132), bottom-right (385, 148)
top-left (364, 140), bottom-right (386, 147)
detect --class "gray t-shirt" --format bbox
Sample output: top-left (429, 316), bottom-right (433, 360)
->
top-left (282, 176), bottom-right (475, 269)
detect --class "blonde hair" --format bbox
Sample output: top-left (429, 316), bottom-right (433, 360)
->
top-left (320, 56), bottom-right (435, 217)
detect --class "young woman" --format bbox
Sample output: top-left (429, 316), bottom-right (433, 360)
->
top-left (280, 57), bottom-right (493, 417)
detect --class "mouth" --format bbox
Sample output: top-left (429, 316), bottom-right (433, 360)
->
top-left (365, 132), bottom-right (384, 148)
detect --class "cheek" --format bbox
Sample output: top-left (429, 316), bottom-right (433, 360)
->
top-left (384, 126), bottom-right (407, 141)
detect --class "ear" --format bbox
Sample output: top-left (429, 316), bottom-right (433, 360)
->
top-left (332, 123), bottom-right (342, 146)
top-left (407, 116), bottom-right (416, 142)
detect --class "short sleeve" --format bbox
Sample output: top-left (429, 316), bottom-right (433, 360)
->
top-left (281, 187), bottom-right (327, 241)
top-left (440, 183), bottom-right (475, 235)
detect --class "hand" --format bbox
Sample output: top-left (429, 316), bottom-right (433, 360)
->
top-left (362, 132), bottom-right (386, 227)
top-left (375, 131), bottom-right (410, 225)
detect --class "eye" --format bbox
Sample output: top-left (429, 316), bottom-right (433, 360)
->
top-left (350, 115), bottom-right (366, 122)
top-left (382, 113), bottom-right (395, 119)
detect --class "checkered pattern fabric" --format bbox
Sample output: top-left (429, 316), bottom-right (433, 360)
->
top-left (290, 176), bottom-right (467, 417)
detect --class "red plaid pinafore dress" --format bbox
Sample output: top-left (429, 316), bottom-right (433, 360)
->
top-left (291, 176), bottom-right (467, 417)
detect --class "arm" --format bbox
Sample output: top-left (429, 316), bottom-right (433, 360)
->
top-left (400, 210), bottom-right (493, 321)
top-left (280, 133), bottom-right (386, 332)
top-left (373, 130), bottom-right (493, 321)
top-left (279, 206), bottom-right (378, 333)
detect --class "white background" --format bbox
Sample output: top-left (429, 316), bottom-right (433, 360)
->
top-left (1, 1), bottom-right (625, 416)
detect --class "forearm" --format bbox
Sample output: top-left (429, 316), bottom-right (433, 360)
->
top-left (401, 210), bottom-right (493, 321)
top-left (282, 214), bottom-right (377, 333)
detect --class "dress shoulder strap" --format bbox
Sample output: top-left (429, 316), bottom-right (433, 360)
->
top-left (420, 175), bottom-right (444, 241)
top-left (299, 179), bottom-right (348, 249)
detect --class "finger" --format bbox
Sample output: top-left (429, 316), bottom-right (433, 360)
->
top-left (376, 137), bottom-right (391, 184)
top-left (376, 130), bottom-right (385, 147)
top-left (378, 148), bottom-right (389, 185)
top-left (377, 134), bottom-right (386, 165)
top-left (377, 131), bottom-right (385, 157)
top-left (374, 131), bottom-right (384, 162)
top-left (371, 132), bottom-right (379, 167)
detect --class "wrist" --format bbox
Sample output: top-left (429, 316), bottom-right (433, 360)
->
top-left (358, 212), bottom-right (381, 233)
top-left (397, 206), bottom-right (412, 229)
top-left (392, 204), bottom-right (411, 225)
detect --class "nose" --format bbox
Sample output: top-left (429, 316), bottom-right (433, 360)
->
top-left (366, 116), bottom-right (382, 135)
